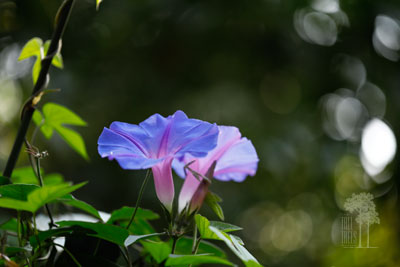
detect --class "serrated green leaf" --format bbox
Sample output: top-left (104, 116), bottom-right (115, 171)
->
top-left (209, 226), bottom-right (262, 267)
top-left (57, 194), bottom-right (101, 220)
top-left (205, 191), bottom-right (224, 220)
top-left (209, 221), bottom-right (242, 233)
top-left (57, 221), bottom-right (129, 246)
top-left (165, 254), bottom-right (233, 266)
top-left (33, 103), bottom-right (88, 160)
top-left (0, 184), bottom-right (40, 200)
top-left (141, 240), bottom-right (170, 263)
top-left (43, 40), bottom-right (64, 69)
top-left (124, 233), bottom-right (165, 247)
top-left (18, 37), bottom-right (42, 61)
top-left (107, 206), bottom-right (159, 224)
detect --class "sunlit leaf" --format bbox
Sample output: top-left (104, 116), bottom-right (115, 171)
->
top-left (18, 37), bottom-right (42, 61)
top-left (27, 182), bottom-right (87, 212)
top-left (195, 214), bottom-right (220, 240)
top-left (43, 40), bottom-right (64, 69)
top-left (33, 103), bottom-right (88, 160)
top-left (0, 182), bottom-right (86, 212)
top-left (57, 221), bottom-right (129, 246)
top-left (209, 221), bottom-right (242, 233)
top-left (141, 240), bottom-right (170, 263)
top-left (0, 184), bottom-right (39, 200)
top-left (124, 233), bottom-right (165, 247)
top-left (165, 254), bottom-right (233, 266)
top-left (55, 125), bottom-right (88, 160)
top-left (209, 226), bottom-right (262, 267)
top-left (11, 166), bottom-right (64, 185)
top-left (32, 57), bottom-right (41, 84)
top-left (57, 194), bottom-right (101, 220)
top-left (96, 0), bottom-right (102, 10)
top-left (11, 166), bottom-right (42, 184)
top-left (205, 191), bottom-right (224, 220)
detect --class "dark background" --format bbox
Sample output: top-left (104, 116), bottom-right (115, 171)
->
top-left (0, 0), bottom-right (399, 266)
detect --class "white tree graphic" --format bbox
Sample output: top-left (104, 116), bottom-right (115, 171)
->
top-left (344, 192), bottom-right (380, 248)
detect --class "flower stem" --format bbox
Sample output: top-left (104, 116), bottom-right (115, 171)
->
top-left (2, 0), bottom-right (75, 179)
top-left (126, 170), bottom-right (151, 230)
top-left (35, 156), bottom-right (56, 229)
top-left (171, 235), bottom-right (178, 254)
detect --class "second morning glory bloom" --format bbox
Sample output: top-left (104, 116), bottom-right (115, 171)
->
top-left (173, 126), bottom-right (259, 213)
top-left (97, 110), bottom-right (218, 211)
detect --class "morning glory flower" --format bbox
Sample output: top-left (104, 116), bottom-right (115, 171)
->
top-left (97, 110), bottom-right (219, 211)
top-left (173, 125), bottom-right (259, 213)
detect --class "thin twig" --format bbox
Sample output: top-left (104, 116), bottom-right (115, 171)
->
top-left (126, 170), bottom-right (151, 229)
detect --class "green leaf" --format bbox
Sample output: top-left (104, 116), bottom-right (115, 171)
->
top-left (18, 37), bottom-right (42, 61)
top-left (165, 254), bottom-right (233, 266)
top-left (0, 176), bottom-right (10, 185)
top-left (29, 227), bottom-right (74, 248)
top-left (42, 102), bottom-right (87, 127)
top-left (124, 233), bottom-right (165, 247)
top-left (56, 194), bottom-right (101, 220)
top-left (205, 191), bottom-right (224, 220)
top-left (33, 103), bottom-right (88, 160)
top-left (209, 221), bottom-right (242, 233)
top-left (209, 226), bottom-right (262, 267)
top-left (27, 182), bottom-right (87, 212)
top-left (96, 0), bottom-right (102, 10)
top-left (42, 173), bottom-right (64, 185)
top-left (141, 240), bottom-right (170, 263)
top-left (107, 206), bottom-right (159, 224)
top-left (32, 56), bottom-right (41, 84)
top-left (0, 184), bottom-right (40, 200)
top-left (43, 40), bottom-right (64, 69)
top-left (55, 125), bottom-right (89, 160)
top-left (11, 166), bottom-right (64, 186)
top-left (195, 214), bottom-right (220, 240)
top-left (0, 182), bottom-right (86, 212)
top-left (57, 221), bottom-right (129, 246)
top-left (174, 237), bottom-right (226, 259)
top-left (0, 218), bottom-right (18, 232)
top-left (11, 166), bottom-right (41, 184)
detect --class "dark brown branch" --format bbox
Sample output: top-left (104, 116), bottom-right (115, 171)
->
top-left (2, 0), bottom-right (75, 179)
